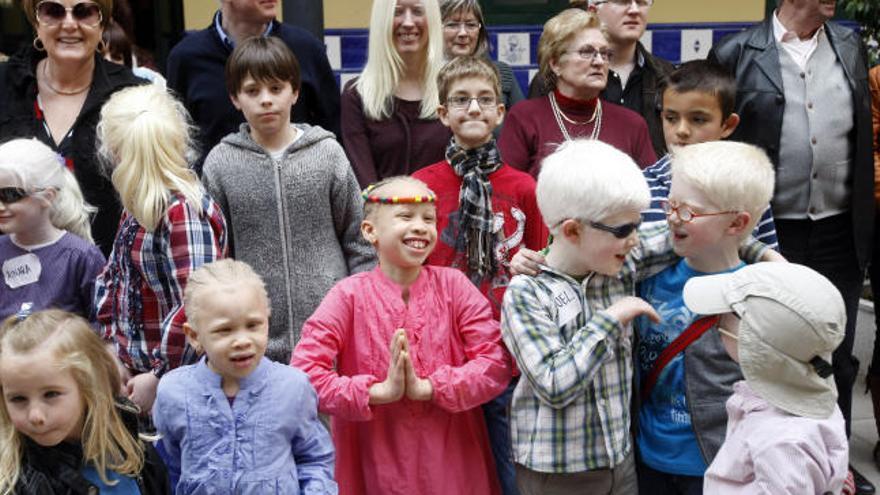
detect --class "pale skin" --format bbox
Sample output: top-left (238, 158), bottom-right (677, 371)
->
top-left (368, 328), bottom-right (434, 404)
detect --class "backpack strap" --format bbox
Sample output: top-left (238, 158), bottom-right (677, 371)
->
top-left (640, 315), bottom-right (720, 402)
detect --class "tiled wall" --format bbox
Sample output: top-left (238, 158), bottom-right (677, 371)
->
top-left (324, 21), bottom-right (859, 93)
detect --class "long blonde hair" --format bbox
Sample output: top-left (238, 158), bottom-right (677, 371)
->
top-left (356, 0), bottom-right (444, 120)
top-left (97, 84), bottom-right (203, 231)
top-left (0, 310), bottom-right (145, 494)
top-left (0, 139), bottom-right (96, 243)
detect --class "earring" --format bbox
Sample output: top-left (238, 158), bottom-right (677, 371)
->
top-left (96, 39), bottom-right (107, 54)
top-left (33, 37), bottom-right (45, 52)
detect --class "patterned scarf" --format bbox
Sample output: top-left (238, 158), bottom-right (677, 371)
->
top-left (446, 138), bottom-right (503, 279)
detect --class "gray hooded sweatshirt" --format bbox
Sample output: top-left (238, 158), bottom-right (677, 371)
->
top-left (202, 123), bottom-right (375, 363)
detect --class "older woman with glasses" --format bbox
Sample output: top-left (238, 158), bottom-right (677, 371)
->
top-left (498, 8), bottom-right (656, 178)
top-left (440, 0), bottom-right (523, 113)
top-left (0, 0), bottom-right (143, 256)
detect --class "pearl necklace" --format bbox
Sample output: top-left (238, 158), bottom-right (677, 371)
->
top-left (41, 61), bottom-right (92, 96)
top-left (549, 91), bottom-right (602, 142)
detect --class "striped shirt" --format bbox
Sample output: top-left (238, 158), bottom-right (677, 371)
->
top-left (501, 221), bottom-right (767, 473)
top-left (95, 193), bottom-right (227, 376)
top-left (642, 154), bottom-right (780, 250)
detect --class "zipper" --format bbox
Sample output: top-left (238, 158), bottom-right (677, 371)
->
top-left (272, 157), bottom-right (296, 349)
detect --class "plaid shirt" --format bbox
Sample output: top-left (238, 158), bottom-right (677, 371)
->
top-left (95, 193), bottom-right (227, 376)
top-left (501, 222), bottom-right (767, 473)
top-left (642, 154), bottom-right (780, 250)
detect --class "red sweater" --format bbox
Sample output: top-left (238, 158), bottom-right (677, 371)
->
top-left (414, 160), bottom-right (548, 319)
top-left (498, 91), bottom-right (657, 177)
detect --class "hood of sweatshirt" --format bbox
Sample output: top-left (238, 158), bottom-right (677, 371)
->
top-left (219, 122), bottom-right (336, 157)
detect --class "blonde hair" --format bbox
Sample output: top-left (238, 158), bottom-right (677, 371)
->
top-left (184, 259), bottom-right (270, 329)
top-left (97, 84), bottom-right (203, 231)
top-left (0, 310), bottom-right (144, 494)
top-left (537, 139), bottom-right (649, 230)
top-left (437, 54), bottom-right (500, 103)
top-left (362, 175), bottom-right (436, 220)
top-left (538, 9), bottom-right (607, 91)
top-left (671, 141), bottom-right (775, 229)
top-left (356, 0), bottom-right (444, 120)
top-left (0, 139), bottom-right (96, 243)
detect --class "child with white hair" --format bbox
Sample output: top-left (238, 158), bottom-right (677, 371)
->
top-left (0, 138), bottom-right (105, 320)
top-left (683, 262), bottom-right (849, 494)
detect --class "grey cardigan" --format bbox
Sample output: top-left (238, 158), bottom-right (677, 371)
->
top-left (202, 123), bottom-right (375, 363)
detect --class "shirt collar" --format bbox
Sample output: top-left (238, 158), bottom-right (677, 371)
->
top-left (213, 10), bottom-right (274, 50)
top-left (772, 9), bottom-right (824, 44)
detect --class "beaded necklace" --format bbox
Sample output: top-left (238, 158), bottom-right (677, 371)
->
top-left (549, 91), bottom-right (603, 142)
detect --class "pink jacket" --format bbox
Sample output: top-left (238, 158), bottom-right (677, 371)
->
top-left (704, 381), bottom-right (848, 494)
top-left (292, 266), bottom-right (512, 495)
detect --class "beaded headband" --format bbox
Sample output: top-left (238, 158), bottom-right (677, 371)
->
top-left (361, 183), bottom-right (436, 204)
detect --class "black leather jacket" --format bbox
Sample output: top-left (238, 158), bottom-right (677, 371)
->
top-left (13, 399), bottom-right (170, 495)
top-left (709, 18), bottom-right (874, 268)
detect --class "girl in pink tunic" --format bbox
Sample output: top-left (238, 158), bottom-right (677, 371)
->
top-left (292, 176), bottom-right (512, 495)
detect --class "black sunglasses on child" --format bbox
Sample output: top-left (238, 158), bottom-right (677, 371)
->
top-left (588, 220), bottom-right (640, 239)
top-left (0, 187), bottom-right (30, 204)
top-left (35, 1), bottom-right (102, 27)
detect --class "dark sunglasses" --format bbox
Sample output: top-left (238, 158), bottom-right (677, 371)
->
top-left (0, 187), bottom-right (31, 204)
top-left (35, 1), bottom-right (102, 27)
top-left (588, 220), bottom-right (640, 239)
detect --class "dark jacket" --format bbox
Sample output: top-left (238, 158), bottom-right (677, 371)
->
top-left (166, 14), bottom-right (340, 171)
top-left (0, 47), bottom-right (144, 257)
top-left (710, 18), bottom-right (874, 268)
top-left (526, 42), bottom-right (673, 157)
top-left (14, 399), bottom-right (170, 495)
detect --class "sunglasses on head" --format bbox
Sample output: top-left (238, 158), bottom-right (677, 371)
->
top-left (35, 1), bottom-right (102, 27)
top-left (0, 187), bottom-right (33, 204)
top-left (588, 220), bottom-right (640, 239)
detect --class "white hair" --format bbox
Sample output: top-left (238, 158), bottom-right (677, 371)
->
top-left (0, 138), bottom-right (95, 243)
top-left (356, 0), bottom-right (444, 120)
top-left (671, 141), bottom-right (774, 221)
top-left (536, 139), bottom-right (650, 230)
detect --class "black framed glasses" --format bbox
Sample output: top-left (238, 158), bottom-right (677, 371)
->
top-left (0, 187), bottom-right (31, 204)
top-left (660, 199), bottom-right (738, 223)
top-left (445, 95), bottom-right (497, 110)
top-left (35, 1), bottom-right (102, 27)
top-left (588, 220), bottom-right (640, 239)
top-left (443, 21), bottom-right (481, 32)
top-left (565, 46), bottom-right (615, 64)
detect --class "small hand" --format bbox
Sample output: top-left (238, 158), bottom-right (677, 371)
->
top-left (509, 248), bottom-right (546, 277)
top-left (369, 329), bottom-right (408, 405)
top-left (127, 372), bottom-right (160, 414)
top-left (604, 296), bottom-right (660, 327)
top-left (404, 349), bottom-right (433, 402)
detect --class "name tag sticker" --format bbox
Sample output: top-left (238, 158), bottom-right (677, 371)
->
top-left (3, 253), bottom-right (41, 289)
top-left (548, 280), bottom-right (581, 326)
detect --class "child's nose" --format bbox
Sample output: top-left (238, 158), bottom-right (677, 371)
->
top-left (467, 98), bottom-right (481, 113)
top-left (28, 406), bottom-right (46, 426)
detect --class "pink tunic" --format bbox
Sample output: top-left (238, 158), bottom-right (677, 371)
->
top-left (292, 266), bottom-right (511, 495)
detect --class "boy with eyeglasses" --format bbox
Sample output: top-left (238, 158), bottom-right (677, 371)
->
top-left (413, 55), bottom-right (547, 495)
top-left (634, 141), bottom-right (777, 494)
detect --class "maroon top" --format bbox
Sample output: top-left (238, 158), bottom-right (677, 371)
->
top-left (498, 90), bottom-right (657, 177)
top-left (341, 80), bottom-right (452, 187)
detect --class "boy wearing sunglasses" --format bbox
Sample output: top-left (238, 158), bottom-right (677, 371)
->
top-left (634, 140), bottom-right (776, 494)
top-left (500, 139), bottom-right (773, 494)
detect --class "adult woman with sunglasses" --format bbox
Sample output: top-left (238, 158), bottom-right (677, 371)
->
top-left (0, 0), bottom-right (143, 256)
top-left (341, 0), bottom-right (452, 187)
top-left (498, 8), bottom-right (656, 178)
top-left (440, 0), bottom-right (523, 115)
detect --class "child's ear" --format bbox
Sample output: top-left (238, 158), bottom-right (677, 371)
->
top-left (290, 87), bottom-right (301, 107)
top-left (560, 218), bottom-right (582, 242)
top-left (437, 104), bottom-right (450, 127)
top-left (183, 322), bottom-right (203, 355)
top-left (495, 103), bottom-right (506, 125)
top-left (361, 219), bottom-right (378, 246)
top-left (726, 211), bottom-right (752, 236)
top-left (35, 188), bottom-right (57, 206)
top-left (719, 113), bottom-right (740, 139)
top-left (230, 93), bottom-right (242, 111)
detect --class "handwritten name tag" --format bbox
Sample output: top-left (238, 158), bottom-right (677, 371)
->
top-left (548, 279), bottom-right (582, 327)
top-left (3, 253), bottom-right (41, 289)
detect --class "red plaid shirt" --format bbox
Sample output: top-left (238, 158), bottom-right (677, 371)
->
top-left (95, 193), bottom-right (227, 375)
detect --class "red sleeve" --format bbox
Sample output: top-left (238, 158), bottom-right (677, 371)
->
top-left (341, 82), bottom-right (377, 187)
top-left (519, 175), bottom-right (548, 251)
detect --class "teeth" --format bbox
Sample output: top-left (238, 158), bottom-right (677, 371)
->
top-left (405, 239), bottom-right (427, 249)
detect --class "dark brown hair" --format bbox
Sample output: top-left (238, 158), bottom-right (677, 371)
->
top-left (225, 36), bottom-right (301, 96)
top-left (661, 60), bottom-right (738, 120)
top-left (103, 21), bottom-right (132, 68)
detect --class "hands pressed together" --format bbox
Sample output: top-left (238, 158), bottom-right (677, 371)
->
top-left (369, 328), bottom-right (434, 405)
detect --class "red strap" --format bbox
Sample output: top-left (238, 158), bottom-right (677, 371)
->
top-left (640, 315), bottom-right (720, 402)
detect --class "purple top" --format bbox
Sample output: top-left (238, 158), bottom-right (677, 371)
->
top-left (340, 80), bottom-right (451, 187)
top-left (0, 233), bottom-right (106, 320)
